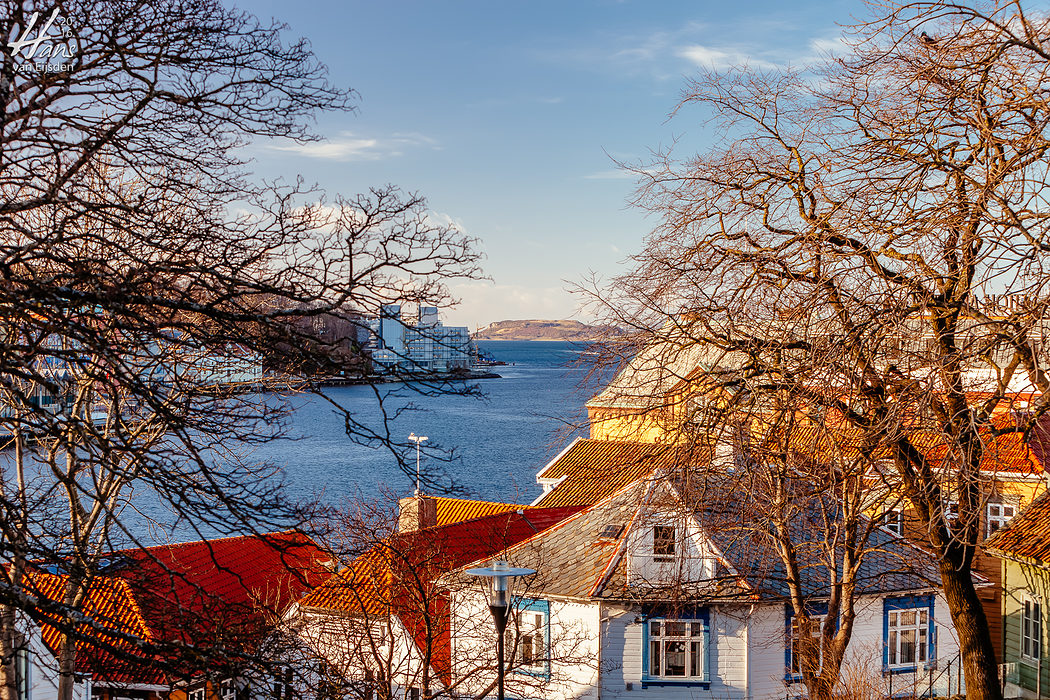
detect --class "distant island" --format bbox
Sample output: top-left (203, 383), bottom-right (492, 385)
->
top-left (474, 319), bottom-right (614, 342)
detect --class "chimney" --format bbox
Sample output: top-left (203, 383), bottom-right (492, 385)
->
top-left (398, 494), bottom-right (437, 532)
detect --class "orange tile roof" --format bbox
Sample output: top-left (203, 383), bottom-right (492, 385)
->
top-left (299, 506), bottom-right (581, 687)
top-left (27, 531), bottom-right (332, 685)
top-left (986, 488), bottom-right (1050, 562)
top-left (778, 412), bottom-right (1050, 477)
top-left (533, 439), bottom-right (689, 508)
top-left (431, 497), bottom-right (525, 526)
top-left (27, 572), bottom-right (159, 684)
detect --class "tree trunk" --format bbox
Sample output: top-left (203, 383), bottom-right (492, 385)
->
top-left (939, 557), bottom-right (1001, 700)
top-left (56, 629), bottom-right (76, 700)
top-left (0, 605), bottom-right (18, 700)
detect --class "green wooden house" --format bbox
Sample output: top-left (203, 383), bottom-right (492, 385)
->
top-left (986, 489), bottom-right (1050, 698)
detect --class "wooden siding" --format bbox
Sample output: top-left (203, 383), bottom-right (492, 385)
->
top-left (1002, 557), bottom-right (1050, 695)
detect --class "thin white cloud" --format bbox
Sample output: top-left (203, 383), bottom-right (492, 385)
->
top-left (583, 169), bottom-right (636, 180)
top-left (676, 44), bottom-right (781, 71)
top-left (264, 131), bottom-right (438, 162)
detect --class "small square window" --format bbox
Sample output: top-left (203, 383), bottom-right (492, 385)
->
top-left (987, 502), bottom-right (1016, 537)
top-left (878, 509), bottom-right (902, 535)
top-left (653, 525), bottom-right (676, 558)
top-left (599, 523), bottom-right (625, 539)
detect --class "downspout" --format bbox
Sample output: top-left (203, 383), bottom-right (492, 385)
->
top-left (597, 603), bottom-right (603, 700)
top-left (745, 604), bottom-right (754, 700)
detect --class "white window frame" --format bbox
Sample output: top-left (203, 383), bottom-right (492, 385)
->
top-left (878, 509), bottom-right (903, 536)
top-left (789, 613), bottom-right (826, 676)
top-left (219, 678), bottom-right (236, 700)
top-left (508, 609), bottom-right (546, 669)
top-left (647, 619), bottom-right (707, 680)
top-left (944, 500), bottom-right (960, 521)
top-left (1022, 593), bottom-right (1043, 663)
top-left (187, 690), bottom-right (206, 700)
top-left (653, 525), bottom-right (676, 561)
top-left (986, 502), bottom-right (1016, 537)
top-left (887, 607), bottom-right (929, 668)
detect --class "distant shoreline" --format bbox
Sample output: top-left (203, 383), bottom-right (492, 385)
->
top-left (473, 319), bottom-right (613, 342)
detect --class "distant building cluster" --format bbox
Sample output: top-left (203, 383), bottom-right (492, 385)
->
top-left (366, 304), bottom-right (471, 373)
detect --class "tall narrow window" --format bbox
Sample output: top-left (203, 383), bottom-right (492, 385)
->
top-left (506, 610), bottom-right (546, 668)
top-left (1023, 595), bottom-right (1042, 661)
top-left (219, 679), bottom-right (236, 700)
top-left (653, 525), bottom-right (676, 560)
top-left (789, 614), bottom-right (826, 675)
top-left (887, 608), bottom-right (929, 667)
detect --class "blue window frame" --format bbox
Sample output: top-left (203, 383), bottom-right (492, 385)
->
top-left (507, 598), bottom-right (551, 680)
top-left (784, 601), bottom-right (830, 682)
top-left (883, 594), bottom-right (936, 673)
top-left (640, 609), bottom-right (710, 688)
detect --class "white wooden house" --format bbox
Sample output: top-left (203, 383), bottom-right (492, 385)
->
top-left (446, 477), bottom-right (970, 700)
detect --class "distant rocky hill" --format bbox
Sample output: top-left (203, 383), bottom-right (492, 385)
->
top-left (474, 319), bottom-right (614, 341)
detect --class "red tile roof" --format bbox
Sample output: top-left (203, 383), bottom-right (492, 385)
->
top-left (533, 439), bottom-right (688, 508)
top-left (299, 506), bottom-right (581, 686)
top-left (986, 488), bottom-right (1050, 562)
top-left (30, 531), bottom-right (332, 685)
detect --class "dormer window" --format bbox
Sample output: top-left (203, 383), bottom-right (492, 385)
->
top-left (599, 523), bottom-right (625, 540)
top-left (653, 526), bottom-right (676, 560)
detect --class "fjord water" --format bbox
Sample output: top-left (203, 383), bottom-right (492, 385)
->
top-left (261, 340), bottom-right (598, 508)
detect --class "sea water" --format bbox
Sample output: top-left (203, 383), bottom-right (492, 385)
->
top-left (264, 340), bottom-right (601, 509)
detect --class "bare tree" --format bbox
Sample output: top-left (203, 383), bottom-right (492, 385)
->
top-left (581, 2), bottom-right (1050, 698)
top-left (0, 1), bottom-right (484, 698)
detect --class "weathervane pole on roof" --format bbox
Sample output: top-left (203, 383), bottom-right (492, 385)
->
top-left (408, 432), bottom-right (428, 495)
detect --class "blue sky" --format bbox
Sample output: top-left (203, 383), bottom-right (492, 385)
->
top-left (240, 0), bottom-right (869, 329)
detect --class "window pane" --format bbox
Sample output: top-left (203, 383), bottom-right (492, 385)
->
top-left (665, 622), bottom-right (686, 637)
top-left (522, 633), bottom-right (535, 665)
top-left (690, 622), bottom-right (704, 637)
top-left (650, 640), bottom-right (661, 676)
top-left (664, 641), bottom-right (687, 676)
top-left (690, 641), bottom-right (703, 677)
top-left (900, 629), bottom-right (916, 664)
top-left (919, 609), bottom-right (927, 624)
top-left (650, 621), bottom-right (661, 637)
top-left (889, 631), bottom-right (898, 665)
top-left (900, 610), bottom-right (915, 626)
top-left (654, 526), bottom-right (676, 556)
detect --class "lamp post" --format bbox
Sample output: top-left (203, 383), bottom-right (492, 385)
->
top-left (465, 561), bottom-right (536, 700)
top-left (408, 432), bottom-right (428, 495)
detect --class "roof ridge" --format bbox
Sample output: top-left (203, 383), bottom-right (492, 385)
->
top-left (457, 475), bottom-right (656, 574)
top-left (535, 436), bottom-right (584, 480)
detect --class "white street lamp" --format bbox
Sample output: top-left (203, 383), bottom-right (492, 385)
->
top-left (465, 560), bottom-right (536, 700)
top-left (408, 432), bottom-right (428, 495)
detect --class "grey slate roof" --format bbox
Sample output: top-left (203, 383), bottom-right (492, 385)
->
top-left (464, 472), bottom-right (945, 604)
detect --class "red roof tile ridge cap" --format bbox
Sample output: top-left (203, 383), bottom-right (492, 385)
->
top-left (431, 496), bottom-right (528, 508)
top-left (110, 577), bottom-right (156, 641)
top-left (457, 477), bottom-right (653, 574)
top-left (133, 529), bottom-right (311, 555)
